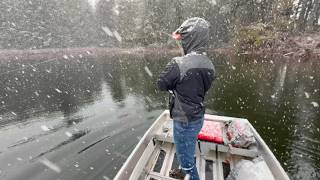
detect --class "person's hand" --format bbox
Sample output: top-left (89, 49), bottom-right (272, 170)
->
top-left (172, 32), bottom-right (182, 40)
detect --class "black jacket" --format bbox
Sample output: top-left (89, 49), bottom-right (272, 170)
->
top-left (157, 18), bottom-right (215, 122)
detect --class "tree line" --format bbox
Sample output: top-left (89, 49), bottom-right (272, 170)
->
top-left (0, 0), bottom-right (319, 50)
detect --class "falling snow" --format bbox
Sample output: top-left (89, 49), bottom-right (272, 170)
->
top-left (113, 31), bottom-right (122, 42)
top-left (39, 158), bottom-right (61, 173)
top-left (304, 92), bottom-right (310, 99)
top-left (34, 91), bottom-right (40, 96)
top-left (0, 1), bottom-right (319, 179)
top-left (103, 176), bottom-right (110, 180)
top-left (144, 66), bottom-right (153, 77)
top-left (145, 96), bottom-right (152, 103)
top-left (40, 125), bottom-right (50, 131)
top-left (311, 102), bottom-right (319, 108)
top-left (55, 88), bottom-right (62, 93)
top-left (102, 26), bottom-right (113, 37)
top-left (65, 131), bottom-right (72, 137)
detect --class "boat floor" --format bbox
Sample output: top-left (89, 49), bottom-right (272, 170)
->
top-left (144, 120), bottom-right (251, 180)
top-left (146, 141), bottom-right (246, 180)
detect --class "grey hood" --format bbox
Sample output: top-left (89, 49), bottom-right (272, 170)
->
top-left (174, 17), bottom-right (210, 55)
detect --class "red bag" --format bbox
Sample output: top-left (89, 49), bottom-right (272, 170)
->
top-left (198, 120), bottom-right (223, 144)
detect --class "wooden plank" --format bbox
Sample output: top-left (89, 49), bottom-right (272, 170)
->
top-left (212, 151), bottom-right (218, 180)
top-left (130, 140), bottom-right (157, 179)
top-left (199, 141), bottom-right (216, 157)
top-left (154, 120), bottom-right (174, 143)
top-left (160, 143), bottom-right (174, 176)
top-left (199, 157), bottom-right (206, 180)
top-left (216, 152), bottom-right (225, 180)
top-left (164, 144), bottom-right (176, 176)
top-left (195, 143), bottom-right (201, 178)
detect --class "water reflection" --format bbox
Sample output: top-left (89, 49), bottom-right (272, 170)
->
top-left (0, 53), bottom-right (319, 179)
top-left (32, 129), bottom-right (90, 160)
top-left (0, 57), bottom-right (102, 128)
top-left (102, 57), bottom-right (126, 104)
top-left (271, 61), bottom-right (288, 102)
top-left (284, 62), bottom-right (320, 180)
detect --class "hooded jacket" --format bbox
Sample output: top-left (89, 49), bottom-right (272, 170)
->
top-left (157, 17), bottom-right (215, 122)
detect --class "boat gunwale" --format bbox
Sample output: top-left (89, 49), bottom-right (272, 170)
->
top-left (114, 110), bottom-right (169, 180)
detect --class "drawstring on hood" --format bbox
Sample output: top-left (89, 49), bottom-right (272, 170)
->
top-left (173, 17), bottom-right (210, 55)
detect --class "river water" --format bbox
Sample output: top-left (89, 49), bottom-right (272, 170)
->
top-left (0, 52), bottom-right (319, 180)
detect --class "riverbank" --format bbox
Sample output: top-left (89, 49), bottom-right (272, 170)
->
top-left (1, 32), bottom-right (320, 62)
top-left (0, 47), bottom-right (182, 62)
top-left (217, 32), bottom-right (320, 61)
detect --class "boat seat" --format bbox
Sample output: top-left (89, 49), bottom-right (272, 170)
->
top-left (154, 120), bottom-right (259, 158)
top-left (199, 141), bottom-right (259, 158)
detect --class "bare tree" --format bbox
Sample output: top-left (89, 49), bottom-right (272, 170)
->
top-left (309, 0), bottom-right (320, 30)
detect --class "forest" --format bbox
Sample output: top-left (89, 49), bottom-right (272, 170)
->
top-left (0, 0), bottom-right (319, 53)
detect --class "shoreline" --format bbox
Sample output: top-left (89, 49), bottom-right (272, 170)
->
top-left (0, 47), bottom-right (181, 61)
top-left (1, 32), bottom-right (320, 62)
top-left (223, 32), bottom-right (320, 61)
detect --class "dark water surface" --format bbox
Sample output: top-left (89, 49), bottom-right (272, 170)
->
top-left (0, 52), bottom-right (319, 180)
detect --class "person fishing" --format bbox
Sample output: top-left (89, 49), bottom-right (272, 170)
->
top-left (157, 17), bottom-right (215, 180)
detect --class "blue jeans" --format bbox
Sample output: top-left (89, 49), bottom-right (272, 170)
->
top-left (173, 117), bottom-right (204, 180)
